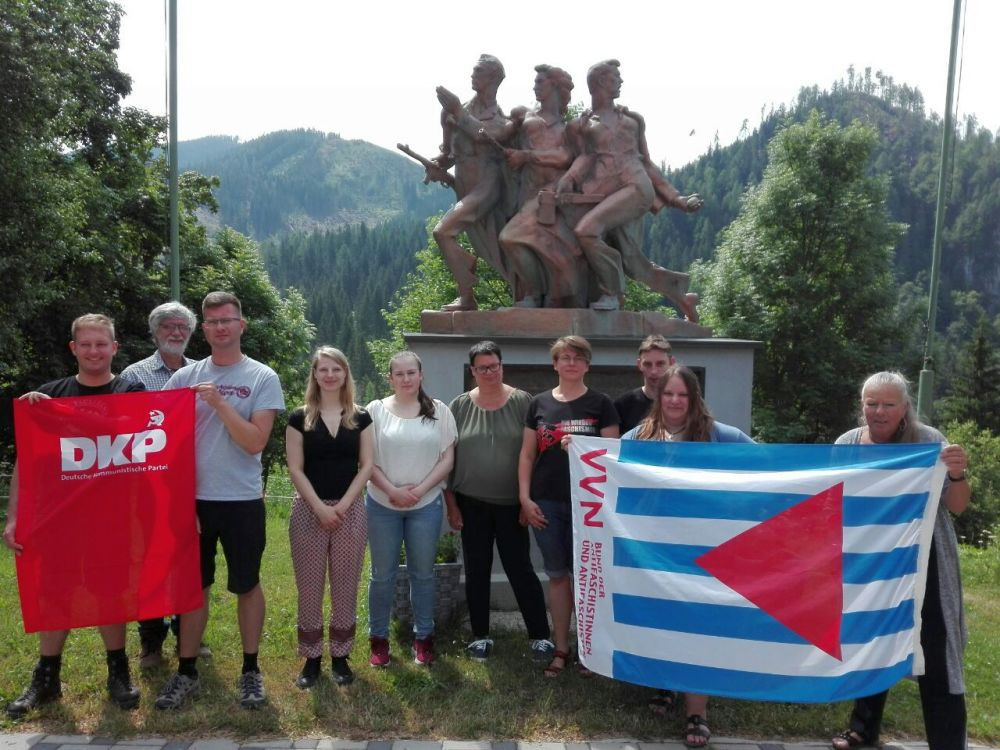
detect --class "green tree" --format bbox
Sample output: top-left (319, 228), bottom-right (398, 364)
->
top-left (0, 0), bottom-right (159, 387)
top-left (0, 1), bottom-right (313, 482)
top-left (695, 111), bottom-right (904, 442)
top-left (942, 421), bottom-right (1000, 547)
top-left (937, 318), bottom-right (1000, 434)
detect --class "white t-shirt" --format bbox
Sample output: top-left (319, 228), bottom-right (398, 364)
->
top-left (366, 397), bottom-right (457, 510)
top-left (165, 355), bottom-right (285, 501)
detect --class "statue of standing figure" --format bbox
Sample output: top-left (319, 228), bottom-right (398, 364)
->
top-left (402, 57), bottom-right (702, 320)
top-left (430, 54), bottom-right (517, 312)
top-left (558, 59), bottom-right (702, 320)
top-left (499, 64), bottom-right (584, 308)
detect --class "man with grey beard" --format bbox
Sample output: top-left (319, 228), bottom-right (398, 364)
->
top-left (121, 301), bottom-right (206, 668)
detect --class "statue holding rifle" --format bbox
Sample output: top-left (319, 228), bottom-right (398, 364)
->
top-left (427, 54), bottom-right (517, 312)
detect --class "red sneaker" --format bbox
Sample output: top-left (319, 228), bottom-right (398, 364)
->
top-left (412, 636), bottom-right (435, 666)
top-left (369, 637), bottom-right (390, 667)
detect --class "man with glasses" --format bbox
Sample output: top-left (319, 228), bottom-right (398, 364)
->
top-left (121, 301), bottom-right (205, 669)
top-left (154, 292), bottom-right (284, 711)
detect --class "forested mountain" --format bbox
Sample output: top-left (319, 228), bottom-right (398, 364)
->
top-left (649, 67), bottom-right (1000, 319)
top-left (175, 134), bottom-right (241, 166)
top-left (260, 217), bottom-right (432, 398)
top-left (179, 129), bottom-right (451, 238)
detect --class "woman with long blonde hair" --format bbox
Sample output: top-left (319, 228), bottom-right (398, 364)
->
top-left (286, 346), bottom-right (373, 688)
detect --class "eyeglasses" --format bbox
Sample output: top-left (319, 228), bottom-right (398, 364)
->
top-left (472, 363), bottom-right (501, 375)
top-left (203, 317), bottom-right (241, 328)
top-left (158, 322), bottom-right (191, 333)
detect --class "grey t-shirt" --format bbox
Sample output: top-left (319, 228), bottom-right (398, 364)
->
top-left (165, 355), bottom-right (285, 501)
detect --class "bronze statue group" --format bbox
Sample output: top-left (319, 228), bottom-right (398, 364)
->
top-left (405, 55), bottom-right (702, 320)
top-left (4, 300), bottom-right (973, 750)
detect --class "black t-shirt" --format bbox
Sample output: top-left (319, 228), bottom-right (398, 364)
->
top-left (38, 375), bottom-right (145, 398)
top-left (614, 387), bottom-right (653, 434)
top-left (288, 406), bottom-right (373, 500)
top-left (524, 389), bottom-right (619, 504)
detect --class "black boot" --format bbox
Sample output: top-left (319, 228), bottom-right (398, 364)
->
top-left (331, 656), bottom-right (354, 686)
top-left (295, 656), bottom-right (322, 689)
top-left (106, 656), bottom-right (140, 710)
top-left (6, 662), bottom-right (62, 719)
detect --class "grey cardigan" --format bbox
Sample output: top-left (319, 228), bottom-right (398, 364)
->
top-left (837, 424), bottom-right (967, 693)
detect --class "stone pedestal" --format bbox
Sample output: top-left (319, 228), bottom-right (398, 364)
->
top-left (404, 308), bottom-right (760, 610)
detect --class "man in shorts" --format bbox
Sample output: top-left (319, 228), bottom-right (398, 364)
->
top-left (613, 334), bottom-right (675, 433)
top-left (154, 292), bottom-right (284, 710)
top-left (3, 314), bottom-right (144, 718)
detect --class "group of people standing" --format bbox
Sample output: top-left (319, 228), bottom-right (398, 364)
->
top-left (3, 302), bottom-right (973, 750)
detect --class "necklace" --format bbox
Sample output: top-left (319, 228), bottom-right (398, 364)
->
top-left (666, 426), bottom-right (686, 438)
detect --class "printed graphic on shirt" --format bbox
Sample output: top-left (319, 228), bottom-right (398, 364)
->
top-left (536, 418), bottom-right (600, 452)
top-left (218, 385), bottom-right (252, 398)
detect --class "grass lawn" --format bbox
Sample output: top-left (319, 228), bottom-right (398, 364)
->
top-left (0, 472), bottom-right (997, 742)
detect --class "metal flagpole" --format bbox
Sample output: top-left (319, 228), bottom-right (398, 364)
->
top-left (916, 0), bottom-right (963, 422)
top-left (168, 0), bottom-right (180, 301)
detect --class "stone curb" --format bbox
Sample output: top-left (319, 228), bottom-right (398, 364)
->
top-left (0, 737), bottom-right (994, 750)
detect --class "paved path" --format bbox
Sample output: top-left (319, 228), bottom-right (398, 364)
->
top-left (1, 735), bottom-right (996, 750)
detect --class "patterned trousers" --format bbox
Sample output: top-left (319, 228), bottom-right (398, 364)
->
top-left (289, 494), bottom-right (368, 658)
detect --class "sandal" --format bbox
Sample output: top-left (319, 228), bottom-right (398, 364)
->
top-left (684, 714), bottom-right (711, 749)
top-left (648, 689), bottom-right (677, 715)
top-left (543, 649), bottom-right (570, 677)
top-left (831, 731), bottom-right (871, 750)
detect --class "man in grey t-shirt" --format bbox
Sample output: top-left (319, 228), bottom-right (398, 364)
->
top-left (154, 292), bottom-right (284, 712)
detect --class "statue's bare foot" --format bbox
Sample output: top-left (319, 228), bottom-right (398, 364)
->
top-left (441, 294), bottom-right (477, 312)
top-left (678, 292), bottom-right (699, 323)
top-left (514, 295), bottom-right (540, 309)
top-left (589, 294), bottom-right (620, 311)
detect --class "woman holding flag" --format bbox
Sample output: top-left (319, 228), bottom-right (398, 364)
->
top-left (831, 371), bottom-right (970, 750)
top-left (622, 364), bottom-right (752, 748)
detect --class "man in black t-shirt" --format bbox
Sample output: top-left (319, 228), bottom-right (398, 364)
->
top-left (613, 334), bottom-right (675, 433)
top-left (3, 314), bottom-right (144, 719)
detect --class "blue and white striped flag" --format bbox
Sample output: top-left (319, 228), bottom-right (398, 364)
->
top-left (568, 437), bottom-right (946, 703)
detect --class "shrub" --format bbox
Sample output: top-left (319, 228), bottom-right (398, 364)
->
top-left (942, 421), bottom-right (1000, 546)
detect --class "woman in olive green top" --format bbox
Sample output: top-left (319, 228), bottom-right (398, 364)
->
top-left (445, 341), bottom-right (554, 663)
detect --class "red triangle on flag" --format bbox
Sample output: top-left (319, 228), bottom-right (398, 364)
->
top-left (695, 483), bottom-right (844, 660)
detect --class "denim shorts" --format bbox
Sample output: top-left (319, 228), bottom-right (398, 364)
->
top-left (531, 499), bottom-right (573, 579)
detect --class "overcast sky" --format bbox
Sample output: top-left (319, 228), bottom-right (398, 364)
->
top-left (115, 0), bottom-right (999, 168)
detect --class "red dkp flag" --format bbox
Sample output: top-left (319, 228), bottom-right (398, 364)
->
top-left (13, 389), bottom-right (202, 632)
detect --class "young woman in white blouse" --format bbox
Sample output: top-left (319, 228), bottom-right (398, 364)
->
top-left (365, 351), bottom-right (456, 667)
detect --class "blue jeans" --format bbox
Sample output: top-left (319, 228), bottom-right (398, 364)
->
top-left (366, 495), bottom-right (442, 639)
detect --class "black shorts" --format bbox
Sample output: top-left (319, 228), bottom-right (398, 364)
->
top-left (196, 499), bottom-right (266, 594)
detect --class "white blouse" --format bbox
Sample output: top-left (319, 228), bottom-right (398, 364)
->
top-left (365, 397), bottom-right (457, 510)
